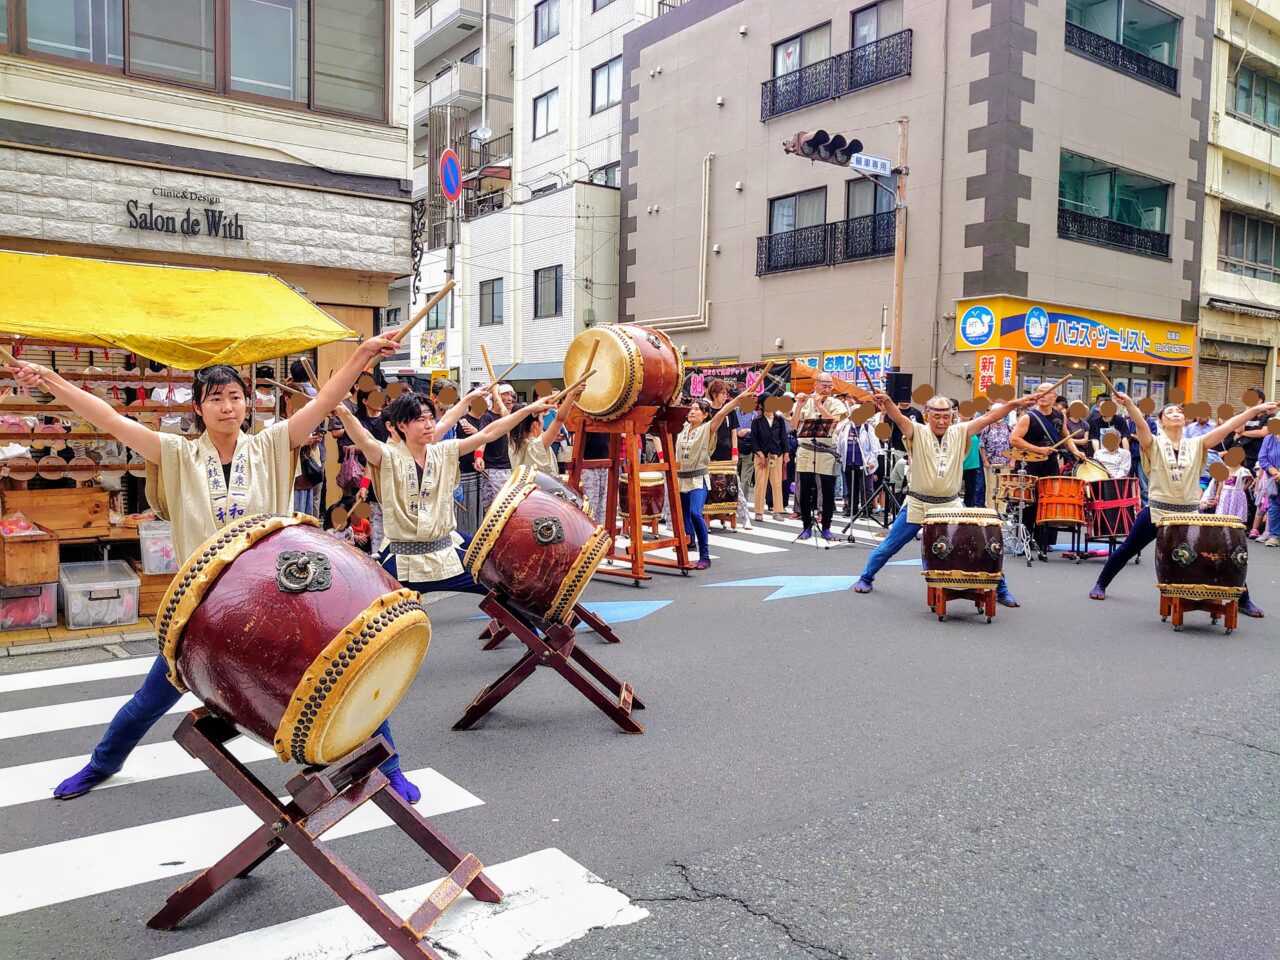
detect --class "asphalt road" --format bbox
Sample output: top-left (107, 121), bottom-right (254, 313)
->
top-left (1, 515), bottom-right (1277, 959)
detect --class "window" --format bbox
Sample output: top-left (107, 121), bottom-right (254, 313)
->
top-left (480, 279), bottom-right (503, 326)
top-left (1058, 150), bottom-right (1171, 256)
top-left (772, 23), bottom-right (830, 77)
top-left (25, 0), bottom-right (123, 66)
top-left (534, 0), bottom-right (558, 46)
top-left (1229, 62), bottom-right (1280, 134)
top-left (1219, 210), bottom-right (1280, 283)
top-left (460, 46), bottom-right (481, 66)
top-left (593, 0), bottom-right (616, 9)
top-left (1065, 0), bottom-right (1178, 66)
top-left (590, 162), bottom-right (620, 187)
top-left (312, 0), bottom-right (385, 119)
top-left (853, 0), bottom-right (902, 48)
top-left (1, 0), bottom-right (8, 48)
top-left (845, 175), bottom-right (896, 218)
top-left (533, 87), bottom-right (559, 139)
top-left (424, 293), bottom-right (450, 330)
top-left (127, 0), bottom-right (216, 87)
top-left (769, 188), bottom-right (826, 234)
top-left (534, 266), bottom-right (563, 318)
top-left (230, 0), bottom-right (306, 102)
top-left (384, 306), bottom-right (402, 329)
top-left (592, 56), bottom-right (622, 113)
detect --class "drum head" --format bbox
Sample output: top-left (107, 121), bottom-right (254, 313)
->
top-left (1074, 458), bottom-right (1110, 483)
top-left (563, 327), bottom-right (634, 419)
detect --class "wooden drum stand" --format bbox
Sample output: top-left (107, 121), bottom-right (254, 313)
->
top-left (148, 710), bottom-right (502, 960)
top-left (1159, 594), bottom-right (1240, 634)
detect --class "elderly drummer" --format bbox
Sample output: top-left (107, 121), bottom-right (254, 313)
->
top-left (5, 342), bottom-right (441, 804)
top-left (854, 391), bottom-right (1037, 604)
top-left (333, 390), bottom-right (554, 598)
top-left (1088, 392), bottom-right (1277, 616)
top-left (788, 373), bottom-right (848, 541)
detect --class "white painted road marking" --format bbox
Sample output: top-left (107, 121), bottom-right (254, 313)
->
top-left (0, 656), bottom-right (156, 694)
top-left (0, 692), bottom-right (201, 740)
top-left (0, 767), bottom-right (482, 916)
top-left (148, 848), bottom-right (647, 960)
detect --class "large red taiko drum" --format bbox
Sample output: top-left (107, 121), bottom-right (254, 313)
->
top-left (563, 323), bottom-right (684, 420)
top-left (158, 514), bottom-right (431, 766)
top-left (464, 467), bottom-right (611, 623)
top-left (1155, 513), bottom-right (1248, 601)
top-left (920, 507), bottom-right (1005, 590)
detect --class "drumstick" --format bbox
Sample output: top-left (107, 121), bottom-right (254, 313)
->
top-left (480, 344), bottom-right (498, 385)
top-left (1040, 373), bottom-right (1071, 397)
top-left (1095, 365), bottom-right (1118, 396)
top-left (0, 345), bottom-right (20, 368)
top-left (854, 356), bottom-right (876, 392)
top-left (395, 280), bottom-right (455, 345)
top-left (545, 369), bottom-right (597, 406)
top-left (584, 340), bottom-right (600, 380)
top-left (300, 358), bottom-right (320, 390)
top-left (1047, 428), bottom-right (1085, 451)
top-left (264, 377), bottom-right (307, 398)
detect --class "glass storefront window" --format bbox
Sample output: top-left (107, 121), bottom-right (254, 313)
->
top-left (230, 0), bottom-right (307, 102)
top-left (27, 0), bottom-right (123, 67)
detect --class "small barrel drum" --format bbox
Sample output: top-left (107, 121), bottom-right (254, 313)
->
top-left (1036, 476), bottom-right (1086, 528)
top-left (703, 461), bottom-right (740, 518)
top-left (1155, 513), bottom-right (1248, 601)
top-left (1073, 458), bottom-right (1111, 484)
top-left (563, 323), bottom-right (684, 420)
top-left (158, 514), bottom-right (431, 766)
top-left (1087, 477), bottom-right (1139, 540)
top-left (465, 467), bottom-right (611, 624)
top-left (994, 472), bottom-right (1038, 505)
top-left (619, 473), bottom-right (667, 522)
top-left (920, 507), bottom-right (1004, 590)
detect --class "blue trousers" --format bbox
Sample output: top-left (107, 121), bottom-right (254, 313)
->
top-left (681, 488), bottom-right (710, 560)
top-left (90, 656), bottom-right (402, 776)
top-left (1269, 492), bottom-right (1280, 538)
top-left (378, 535), bottom-right (490, 597)
top-left (858, 507), bottom-right (1009, 592)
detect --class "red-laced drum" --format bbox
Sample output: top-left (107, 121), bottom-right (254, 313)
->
top-left (563, 323), bottom-right (684, 420)
top-left (619, 473), bottom-right (666, 523)
top-left (994, 471), bottom-right (1037, 505)
top-left (158, 514), bottom-right (431, 766)
top-left (920, 507), bottom-right (1005, 590)
top-left (465, 467), bottom-right (611, 624)
top-left (1155, 513), bottom-right (1248, 602)
top-left (1086, 477), bottom-right (1139, 540)
top-left (1035, 476), bottom-right (1086, 528)
top-left (703, 461), bottom-right (740, 519)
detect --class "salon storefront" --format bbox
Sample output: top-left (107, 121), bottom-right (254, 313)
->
top-left (954, 296), bottom-right (1197, 405)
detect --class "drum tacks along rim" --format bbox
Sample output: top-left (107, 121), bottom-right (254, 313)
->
top-left (920, 506), bottom-right (1005, 589)
top-left (1155, 512), bottom-right (1249, 602)
top-left (563, 324), bottom-right (685, 420)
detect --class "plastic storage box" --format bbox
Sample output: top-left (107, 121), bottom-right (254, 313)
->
top-left (0, 582), bottom-right (58, 631)
top-left (138, 520), bottom-right (179, 575)
top-left (59, 560), bottom-right (140, 630)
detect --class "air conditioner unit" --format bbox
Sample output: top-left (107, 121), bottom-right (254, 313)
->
top-left (582, 307), bottom-right (596, 327)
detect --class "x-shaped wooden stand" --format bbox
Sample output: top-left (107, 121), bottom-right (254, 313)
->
top-left (457, 591), bottom-right (645, 734)
top-left (480, 600), bottom-right (622, 650)
top-left (148, 710), bottom-right (502, 960)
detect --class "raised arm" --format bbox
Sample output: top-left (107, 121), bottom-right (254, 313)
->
top-left (9, 363), bottom-right (161, 462)
top-left (288, 336), bottom-right (399, 448)
top-left (708, 393), bottom-right (746, 434)
top-left (965, 395), bottom-right (1035, 438)
top-left (1201, 401), bottom-right (1278, 451)
top-left (539, 384), bottom-right (586, 451)
top-left (433, 387), bottom-right (487, 440)
top-left (459, 398), bottom-right (554, 457)
top-left (1111, 391), bottom-right (1153, 450)
top-left (872, 390), bottom-right (915, 446)
top-left (331, 403), bottom-right (384, 468)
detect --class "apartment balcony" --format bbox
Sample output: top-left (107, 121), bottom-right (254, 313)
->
top-left (413, 62), bottom-right (484, 119)
top-left (415, 0), bottom-right (480, 65)
top-left (1057, 207), bottom-right (1171, 259)
top-left (760, 30), bottom-right (912, 122)
top-left (1064, 21), bottom-right (1178, 93)
top-left (755, 211), bottom-right (896, 276)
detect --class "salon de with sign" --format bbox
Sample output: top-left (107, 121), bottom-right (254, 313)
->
top-left (954, 296), bottom-right (1197, 406)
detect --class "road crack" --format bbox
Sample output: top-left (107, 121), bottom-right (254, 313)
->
top-left (629, 862), bottom-right (849, 960)
top-left (1188, 728), bottom-right (1280, 759)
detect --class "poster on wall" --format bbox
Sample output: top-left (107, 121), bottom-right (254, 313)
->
top-left (1111, 378), bottom-right (1129, 396)
top-left (1065, 379), bottom-right (1085, 403)
top-left (1131, 379), bottom-right (1149, 400)
top-left (1023, 376), bottom-right (1042, 394)
top-left (418, 329), bottom-right (446, 371)
top-left (1150, 381), bottom-right (1166, 409)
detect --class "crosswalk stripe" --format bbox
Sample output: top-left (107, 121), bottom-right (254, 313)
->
top-left (0, 692), bottom-right (201, 741)
top-left (0, 656), bottom-right (157, 694)
top-left (147, 847), bottom-right (647, 960)
top-left (0, 737), bottom-right (276, 809)
top-left (703, 532), bottom-right (786, 554)
top-left (0, 767), bottom-right (481, 917)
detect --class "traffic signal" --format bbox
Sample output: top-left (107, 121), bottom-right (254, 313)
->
top-left (782, 129), bottom-right (863, 166)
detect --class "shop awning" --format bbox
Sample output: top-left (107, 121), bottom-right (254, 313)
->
top-left (0, 251), bottom-right (354, 370)
top-left (505, 361), bottom-right (564, 382)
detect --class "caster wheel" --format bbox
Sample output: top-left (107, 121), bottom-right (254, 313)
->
top-left (1026, 559), bottom-right (1032, 568)
top-left (681, 570), bottom-right (690, 577)
top-left (1161, 616), bottom-right (1168, 622)
top-left (1135, 557), bottom-right (1141, 565)
top-left (986, 616), bottom-right (993, 623)
top-left (1225, 628), bottom-right (1234, 635)
top-left (937, 615), bottom-right (947, 622)
top-left (632, 580), bottom-right (641, 587)
top-left (1074, 557), bottom-right (1081, 565)
top-left (1211, 617), bottom-right (1219, 625)
top-left (1173, 625), bottom-right (1184, 632)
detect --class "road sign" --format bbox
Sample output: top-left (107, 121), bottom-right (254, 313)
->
top-left (848, 153), bottom-right (893, 177)
top-left (439, 148), bottom-right (462, 203)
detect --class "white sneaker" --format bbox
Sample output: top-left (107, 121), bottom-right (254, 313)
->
top-left (743, 517), bottom-right (754, 530)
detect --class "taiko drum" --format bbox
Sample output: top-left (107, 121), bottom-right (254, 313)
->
top-left (619, 473), bottom-right (667, 522)
top-left (563, 323), bottom-right (684, 420)
top-left (158, 514), bottom-right (431, 766)
top-left (920, 507), bottom-right (1005, 590)
top-left (1036, 475), bottom-right (1087, 528)
top-left (1154, 513), bottom-right (1248, 601)
top-left (703, 462), bottom-right (740, 518)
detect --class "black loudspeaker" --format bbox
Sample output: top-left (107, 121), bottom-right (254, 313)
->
top-left (885, 371), bottom-right (913, 405)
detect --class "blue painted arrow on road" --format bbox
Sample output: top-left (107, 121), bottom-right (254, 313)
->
top-left (704, 576), bottom-right (859, 601)
top-left (469, 599), bottom-right (672, 629)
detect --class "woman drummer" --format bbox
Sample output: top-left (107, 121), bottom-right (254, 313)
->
top-left (333, 389), bottom-right (555, 597)
top-left (507, 384), bottom-right (584, 476)
top-left (1088, 392), bottom-right (1277, 615)
top-left (6, 341), bottom-right (436, 803)
top-left (677, 390), bottom-right (750, 569)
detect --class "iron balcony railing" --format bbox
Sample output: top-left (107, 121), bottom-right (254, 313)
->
top-left (760, 30), bottom-right (912, 122)
top-left (463, 190), bottom-right (507, 220)
top-left (756, 211), bottom-right (896, 276)
top-left (466, 131), bottom-right (513, 170)
top-left (1057, 207), bottom-right (1170, 258)
top-left (657, 0), bottom-right (688, 14)
top-left (1064, 21), bottom-right (1178, 92)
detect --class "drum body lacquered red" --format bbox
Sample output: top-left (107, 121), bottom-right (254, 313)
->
top-left (920, 507), bottom-right (1004, 590)
top-left (563, 324), bottom-right (684, 420)
top-left (159, 515), bottom-right (431, 766)
top-left (703, 461), bottom-right (740, 518)
top-left (1087, 477), bottom-right (1139, 540)
top-left (1154, 513), bottom-right (1248, 601)
top-left (465, 467), bottom-right (611, 623)
top-left (619, 473), bottom-right (667, 522)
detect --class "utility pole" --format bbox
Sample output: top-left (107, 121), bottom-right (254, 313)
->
top-left (890, 116), bottom-right (908, 373)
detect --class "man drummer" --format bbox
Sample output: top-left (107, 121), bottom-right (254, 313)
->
top-left (333, 389), bottom-right (555, 597)
top-left (854, 391), bottom-right (1036, 603)
top-left (1009, 384), bottom-right (1086, 560)
top-left (788, 373), bottom-right (847, 540)
top-left (1088, 392), bottom-right (1276, 615)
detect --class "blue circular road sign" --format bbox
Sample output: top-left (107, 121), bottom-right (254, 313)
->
top-left (439, 149), bottom-right (462, 203)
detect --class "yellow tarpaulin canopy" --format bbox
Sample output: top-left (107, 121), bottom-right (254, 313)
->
top-left (0, 251), bottom-right (354, 370)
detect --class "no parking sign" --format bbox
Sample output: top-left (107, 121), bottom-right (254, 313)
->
top-left (439, 148), bottom-right (461, 203)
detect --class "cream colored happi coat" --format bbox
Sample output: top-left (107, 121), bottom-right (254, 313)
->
top-left (676, 422), bottom-right (712, 493)
top-left (1141, 433), bottom-right (1205, 521)
top-left (149, 420), bottom-right (295, 564)
top-left (905, 421), bottom-right (969, 523)
top-left (371, 437), bottom-right (464, 582)
top-left (794, 396), bottom-right (848, 475)
top-left (510, 438), bottom-right (558, 476)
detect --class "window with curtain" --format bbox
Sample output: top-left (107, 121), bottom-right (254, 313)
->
top-left (769, 188), bottom-right (826, 234)
top-left (534, 0), bottom-right (558, 46)
top-left (534, 266), bottom-right (563, 318)
top-left (480, 279), bottom-right (503, 326)
top-left (128, 0), bottom-right (216, 87)
top-left (533, 87), bottom-right (559, 139)
top-left (312, 0), bottom-right (385, 118)
top-left (853, 0), bottom-right (902, 47)
top-left (1219, 210), bottom-right (1280, 282)
top-left (845, 175), bottom-right (897, 218)
top-left (1229, 62), bottom-right (1280, 134)
top-left (592, 56), bottom-right (622, 113)
top-left (25, 0), bottom-right (123, 66)
top-left (772, 23), bottom-right (830, 77)
top-left (230, 0), bottom-right (306, 102)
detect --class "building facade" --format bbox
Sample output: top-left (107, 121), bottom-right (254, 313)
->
top-left (621, 0), bottom-right (1211, 402)
top-left (1198, 0), bottom-right (1280, 404)
top-left (0, 0), bottom-right (415, 374)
